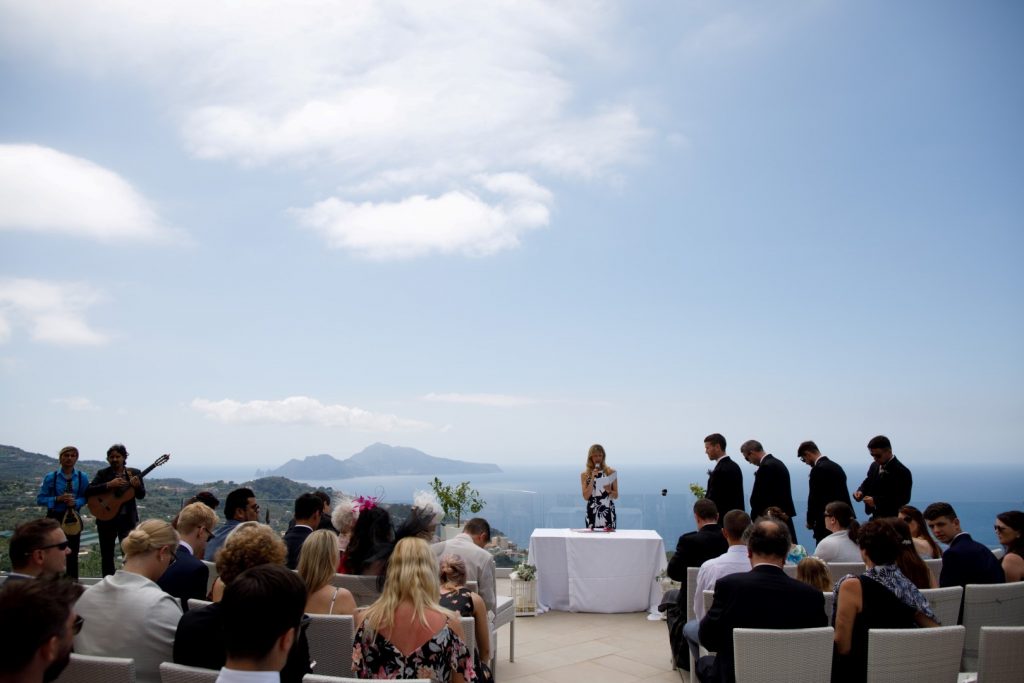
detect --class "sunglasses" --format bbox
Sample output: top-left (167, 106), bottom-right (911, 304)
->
top-left (72, 615), bottom-right (84, 635)
top-left (38, 541), bottom-right (70, 552)
top-left (994, 525), bottom-right (1009, 533)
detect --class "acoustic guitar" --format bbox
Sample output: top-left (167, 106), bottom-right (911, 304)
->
top-left (87, 454), bottom-right (170, 521)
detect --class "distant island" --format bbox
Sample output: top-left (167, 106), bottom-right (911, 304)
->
top-left (258, 442), bottom-right (503, 479)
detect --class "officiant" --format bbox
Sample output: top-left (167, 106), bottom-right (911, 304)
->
top-left (580, 444), bottom-right (618, 530)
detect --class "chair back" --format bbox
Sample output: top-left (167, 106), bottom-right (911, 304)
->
top-left (187, 598), bottom-right (212, 611)
top-left (685, 566), bottom-right (699, 620)
top-left (733, 627), bottom-right (834, 683)
top-left (466, 580), bottom-right (478, 593)
top-left (962, 582), bottom-right (1024, 670)
top-left (976, 626), bottom-right (1024, 683)
top-left (330, 574), bottom-right (382, 607)
top-left (78, 576), bottom-right (104, 586)
top-left (823, 591), bottom-right (834, 621)
top-left (303, 675), bottom-right (431, 683)
top-left (865, 626), bottom-right (965, 683)
top-left (201, 559), bottom-right (217, 597)
top-left (991, 547), bottom-right (1005, 560)
top-left (306, 614), bottom-right (354, 676)
top-left (53, 653), bottom-right (136, 683)
top-left (919, 586), bottom-right (963, 627)
top-left (159, 661), bottom-right (219, 683)
top-left (827, 562), bottom-right (866, 585)
top-left (923, 558), bottom-right (942, 586)
top-left (460, 615), bottom-right (477, 662)
top-left (782, 564), bottom-right (798, 578)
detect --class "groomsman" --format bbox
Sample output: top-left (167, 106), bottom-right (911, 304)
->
top-left (798, 441), bottom-right (852, 543)
top-left (741, 440), bottom-right (798, 543)
top-left (853, 435), bottom-right (912, 519)
top-left (704, 433), bottom-right (744, 515)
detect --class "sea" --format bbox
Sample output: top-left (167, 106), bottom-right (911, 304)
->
top-left (164, 462), bottom-right (1024, 552)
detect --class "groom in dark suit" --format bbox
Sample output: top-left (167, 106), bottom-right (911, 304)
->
top-left (798, 440), bottom-right (852, 543)
top-left (704, 433), bottom-right (744, 515)
top-left (741, 440), bottom-right (798, 544)
top-left (697, 518), bottom-right (827, 683)
top-left (283, 493), bottom-right (324, 569)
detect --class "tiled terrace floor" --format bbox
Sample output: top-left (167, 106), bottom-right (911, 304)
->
top-left (494, 578), bottom-right (686, 683)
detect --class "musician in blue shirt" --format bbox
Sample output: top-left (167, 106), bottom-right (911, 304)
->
top-left (36, 445), bottom-right (90, 578)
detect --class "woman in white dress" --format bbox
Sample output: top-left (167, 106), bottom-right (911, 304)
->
top-left (813, 501), bottom-right (863, 563)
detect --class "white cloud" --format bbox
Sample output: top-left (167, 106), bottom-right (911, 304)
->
top-left (0, 1), bottom-right (650, 257)
top-left (422, 392), bottom-right (543, 408)
top-left (0, 278), bottom-right (108, 346)
top-left (191, 396), bottom-right (433, 431)
top-left (0, 144), bottom-right (179, 243)
top-left (52, 397), bottom-right (100, 412)
top-left (293, 172), bottom-right (552, 259)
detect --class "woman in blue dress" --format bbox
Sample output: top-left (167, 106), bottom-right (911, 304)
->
top-left (580, 444), bottom-right (618, 530)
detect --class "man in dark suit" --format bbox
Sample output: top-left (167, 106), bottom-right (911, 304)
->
top-left (667, 498), bottom-right (729, 581)
top-left (704, 433), bottom-right (744, 515)
top-left (159, 502), bottom-right (218, 606)
top-left (925, 502), bottom-right (1004, 589)
top-left (798, 440), bottom-right (853, 543)
top-left (283, 493), bottom-right (323, 569)
top-left (853, 435), bottom-right (912, 519)
top-left (741, 440), bottom-right (798, 543)
top-left (696, 518), bottom-right (827, 683)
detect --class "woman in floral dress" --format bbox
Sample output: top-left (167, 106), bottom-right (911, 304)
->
top-left (580, 444), bottom-right (618, 530)
top-left (353, 537), bottom-right (475, 682)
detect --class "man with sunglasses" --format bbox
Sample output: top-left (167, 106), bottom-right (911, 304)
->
top-left (7, 518), bottom-right (71, 580)
top-left (159, 502), bottom-right (219, 605)
top-left (0, 574), bottom-right (84, 683)
top-left (852, 435), bottom-right (912, 520)
top-left (205, 488), bottom-right (259, 560)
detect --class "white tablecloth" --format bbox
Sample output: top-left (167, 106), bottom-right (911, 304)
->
top-left (527, 528), bottom-right (667, 616)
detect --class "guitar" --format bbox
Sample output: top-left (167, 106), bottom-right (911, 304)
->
top-left (87, 454), bottom-right (170, 521)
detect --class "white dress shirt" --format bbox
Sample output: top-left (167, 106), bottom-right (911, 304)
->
top-left (215, 668), bottom-right (279, 683)
top-left (693, 544), bottom-right (752, 619)
top-left (813, 530), bottom-right (863, 563)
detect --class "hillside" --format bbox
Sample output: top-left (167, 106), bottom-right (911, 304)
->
top-left (267, 442), bottom-right (502, 479)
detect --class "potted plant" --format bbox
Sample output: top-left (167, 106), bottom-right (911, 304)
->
top-left (429, 477), bottom-right (485, 538)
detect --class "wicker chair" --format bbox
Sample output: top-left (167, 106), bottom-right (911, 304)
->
top-left (187, 598), bottom-right (212, 611)
top-left (306, 614), bottom-right (354, 677)
top-left (201, 559), bottom-right (217, 598)
top-left (685, 566), bottom-right (700, 621)
top-left (919, 586), bottom-right (963, 627)
top-left (975, 626), bottom-right (1024, 683)
top-left (159, 662), bottom-right (218, 683)
top-left (923, 558), bottom-right (942, 586)
top-left (329, 574), bottom-right (382, 608)
top-left (962, 582), bottom-right (1024, 671)
top-left (733, 627), bottom-right (834, 683)
top-left (53, 653), bottom-right (136, 683)
top-left (865, 625), bottom-right (965, 683)
top-left (827, 562), bottom-right (867, 585)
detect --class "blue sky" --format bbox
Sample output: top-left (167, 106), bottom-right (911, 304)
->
top-left (1, 1), bottom-right (1022, 472)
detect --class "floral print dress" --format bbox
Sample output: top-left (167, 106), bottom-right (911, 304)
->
top-left (439, 587), bottom-right (494, 682)
top-left (586, 484), bottom-right (616, 530)
top-left (352, 618), bottom-right (476, 682)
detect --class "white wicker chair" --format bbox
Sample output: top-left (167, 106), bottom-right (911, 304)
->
top-left (685, 566), bottom-right (700, 621)
top-left (923, 558), bottom-right (942, 586)
top-left (492, 593), bottom-right (516, 666)
top-left (782, 564), bottom-right (798, 578)
top-left (159, 661), bottom-right (219, 683)
top-left (865, 625), bottom-right (965, 683)
top-left (306, 614), bottom-right (354, 677)
top-left (303, 676), bottom-right (430, 683)
top-left (53, 653), bottom-right (136, 683)
top-left (77, 576), bottom-right (104, 586)
top-left (823, 591), bottom-right (835, 620)
top-left (329, 574), bottom-right (382, 607)
top-left (919, 586), bottom-right (963, 627)
top-left (962, 582), bottom-right (1024, 671)
top-left (975, 626), bottom-right (1024, 683)
top-left (187, 598), bottom-right (212, 611)
top-left (733, 627), bottom-right (834, 683)
top-left (201, 559), bottom-right (217, 598)
top-left (827, 562), bottom-right (867, 585)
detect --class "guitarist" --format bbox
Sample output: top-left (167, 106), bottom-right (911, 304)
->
top-left (36, 445), bottom-right (90, 579)
top-left (84, 443), bottom-right (146, 576)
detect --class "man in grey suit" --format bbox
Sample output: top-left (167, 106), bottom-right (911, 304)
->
top-left (431, 517), bottom-right (496, 615)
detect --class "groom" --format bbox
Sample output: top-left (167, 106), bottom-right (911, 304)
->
top-left (704, 433), bottom-right (744, 515)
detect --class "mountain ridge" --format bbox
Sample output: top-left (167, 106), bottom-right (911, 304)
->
top-left (265, 442), bottom-right (502, 478)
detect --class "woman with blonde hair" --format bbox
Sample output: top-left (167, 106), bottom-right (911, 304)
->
top-left (353, 537), bottom-right (474, 682)
top-left (797, 556), bottom-right (833, 592)
top-left (298, 528), bottom-right (357, 616)
top-left (74, 519), bottom-right (182, 683)
top-left (439, 554), bottom-right (492, 682)
top-left (580, 443), bottom-right (618, 530)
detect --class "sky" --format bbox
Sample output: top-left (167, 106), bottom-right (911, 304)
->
top-left (1, 1), bottom-right (1022, 475)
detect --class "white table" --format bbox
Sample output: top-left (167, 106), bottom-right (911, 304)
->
top-left (527, 528), bottom-right (667, 616)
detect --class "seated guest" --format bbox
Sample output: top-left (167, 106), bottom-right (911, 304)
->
top-left (431, 517), bottom-right (497, 617)
top-left (174, 522), bottom-right (312, 683)
top-left (284, 493), bottom-right (324, 570)
top-left (352, 537), bottom-right (474, 682)
top-left (439, 554), bottom-right (493, 682)
top-left (899, 505), bottom-right (941, 559)
top-left (171, 491), bottom-right (219, 534)
top-left (813, 501), bottom-right (863, 563)
top-left (313, 491), bottom-right (338, 532)
top-left (832, 519), bottom-right (939, 683)
top-left (924, 502), bottom-right (1005, 589)
top-left (887, 518), bottom-right (935, 589)
top-left (675, 510), bottom-right (752, 672)
top-left (342, 504), bottom-right (395, 577)
top-left (396, 491), bottom-right (444, 543)
top-left (297, 529), bottom-right (357, 616)
top-left (995, 510), bottom-right (1024, 582)
top-left (6, 518), bottom-right (70, 580)
top-left (697, 518), bottom-right (827, 683)
top-left (74, 519), bottom-right (182, 683)
top-left (764, 506), bottom-right (807, 563)
top-left (667, 498), bottom-right (729, 582)
top-left (217, 564), bottom-right (307, 683)
top-left (332, 495), bottom-right (359, 555)
top-left (206, 487), bottom-right (260, 560)
top-left (159, 501), bottom-right (218, 605)
top-left (797, 556), bottom-right (833, 591)
top-left (0, 575), bottom-right (83, 683)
